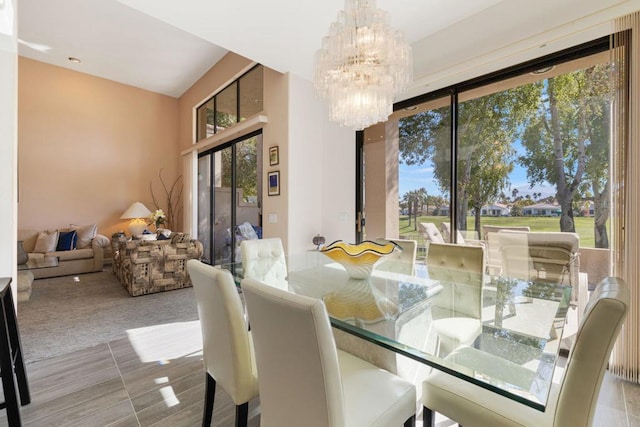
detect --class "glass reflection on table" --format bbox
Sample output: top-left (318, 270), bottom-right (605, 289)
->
top-left (216, 251), bottom-right (571, 411)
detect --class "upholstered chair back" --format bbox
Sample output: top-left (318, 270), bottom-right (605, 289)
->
top-left (482, 225), bottom-right (531, 275)
top-left (481, 224), bottom-right (532, 240)
top-left (186, 260), bottom-right (258, 405)
top-left (427, 242), bottom-right (485, 319)
top-left (554, 277), bottom-right (629, 426)
top-left (240, 238), bottom-right (288, 289)
top-left (375, 238), bottom-right (417, 276)
top-left (498, 231), bottom-right (581, 299)
top-left (421, 276), bottom-right (628, 427)
top-left (419, 222), bottom-right (446, 244)
top-left (439, 222), bottom-right (468, 244)
top-left (242, 277), bottom-right (346, 427)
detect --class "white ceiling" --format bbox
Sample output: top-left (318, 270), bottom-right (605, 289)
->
top-left (18, 0), bottom-right (640, 99)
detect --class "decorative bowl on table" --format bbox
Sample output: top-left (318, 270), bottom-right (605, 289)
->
top-left (319, 240), bottom-right (402, 279)
top-left (323, 279), bottom-right (399, 324)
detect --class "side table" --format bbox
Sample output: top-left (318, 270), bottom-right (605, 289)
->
top-left (17, 256), bottom-right (59, 302)
top-left (0, 277), bottom-right (30, 425)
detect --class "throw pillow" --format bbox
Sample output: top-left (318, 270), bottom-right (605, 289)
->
top-left (237, 222), bottom-right (259, 240)
top-left (70, 224), bottom-right (97, 249)
top-left (33, 230), bottom-right (59, 253)
top-left (56, 230), bottom-right (78, 251)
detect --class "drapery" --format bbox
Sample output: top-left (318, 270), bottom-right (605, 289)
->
top-left (611, 12), bottom-right (639, 382)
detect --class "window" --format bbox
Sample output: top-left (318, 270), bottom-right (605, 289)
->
top-left (361, 37), bottom-right (611, 252)
top-left (239, 65), bottom-right (264, 121)
top-left (198, 131), bottom-right (263, 265)
top-left (359, 36), bottom-right (616, 352)
top-left (195, 65), bottom-right (264, 142)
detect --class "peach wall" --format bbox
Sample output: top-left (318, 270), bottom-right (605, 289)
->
top-left (177, 52), bottom-right (292, 245)
top-left (262, 68), bottom-right (289, 244)
top-left (176, 53), bottom-right (355, 253)
top-left (18, 57), bottom-right (181, 237)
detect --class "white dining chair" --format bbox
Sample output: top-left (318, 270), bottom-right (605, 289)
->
top-left (481, 224), bottom-right (531, 275)
top-left (241, 277), bottom-right (417, 427)
top-left (375, 238), bottom-right (417, 276)
top-left (426, 242), bottom-right (485, 356)
top-left (240, 237), bottom-right (288, 290)
top-left (187, 260), bottom-right (259, 427)
top-left (422, 276), bottom-right (629, 427)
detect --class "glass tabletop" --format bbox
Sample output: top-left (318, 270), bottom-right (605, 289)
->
top-left (217, 251), bottom-right (571, 411)
top-left (18, 256), bottom-right (60, 270)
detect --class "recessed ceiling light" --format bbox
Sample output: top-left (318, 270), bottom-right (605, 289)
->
top-left (530, 66), bottom-right (555, 75)
top-left (68, 57), bottom-right (81, 64)
top-left (404, 106), bottom-right (418, 111)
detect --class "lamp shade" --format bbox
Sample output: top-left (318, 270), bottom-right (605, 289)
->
top-left (120, 202), bottom-right (152, 219)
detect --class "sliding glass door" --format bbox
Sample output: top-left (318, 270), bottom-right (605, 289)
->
top-left (198, 131), bottom-right (263, 265)
top-left (359, 37), bottom-right (615, 351)
top-left (360, 37), bottom-right (612, 256)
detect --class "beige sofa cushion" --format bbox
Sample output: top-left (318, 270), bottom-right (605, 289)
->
top-left (34, 230), bottom-right (59, 253)
top-left (18, 229), bottom-right (39, 252)
top-left (71, 223), bottom-right (97, 249)
top-left (47, 248), bottom-right (94, 261)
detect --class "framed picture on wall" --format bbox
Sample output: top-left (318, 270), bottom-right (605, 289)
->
top-left (269, 146), bottom-right (279, 166)
top-left (268, 171), bottom-right (280, 196)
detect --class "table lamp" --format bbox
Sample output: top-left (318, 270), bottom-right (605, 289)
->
top-left (120, 202), bottom-right (152, 236)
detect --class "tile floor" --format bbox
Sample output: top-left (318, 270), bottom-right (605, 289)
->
top-left (0, 319), bottom-right (638, 426)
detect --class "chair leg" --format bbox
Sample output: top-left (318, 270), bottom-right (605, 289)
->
top-left (235, 402), bottom-right (249, 427)
top-left (202, 373), bottom-right (216, 427)
top-left (404, 414), bottom-right (416, 427)
top-left (423, 406), bottom-right (435, 427)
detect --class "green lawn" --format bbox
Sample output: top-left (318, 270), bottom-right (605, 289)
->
top-left (399, 215), bottom-right (599, 248)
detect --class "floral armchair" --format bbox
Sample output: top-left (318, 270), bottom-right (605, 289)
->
top-left (112, 232), bottom-right (203, 296)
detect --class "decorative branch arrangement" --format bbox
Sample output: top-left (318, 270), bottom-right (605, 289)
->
top-left (149, 169), bottom-right (183, 231)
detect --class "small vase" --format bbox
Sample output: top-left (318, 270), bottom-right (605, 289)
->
top-left (17, 241), bottom-right (28, 265)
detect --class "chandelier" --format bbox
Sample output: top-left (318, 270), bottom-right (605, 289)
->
top-left (314, 0), bottom-right (413, 130)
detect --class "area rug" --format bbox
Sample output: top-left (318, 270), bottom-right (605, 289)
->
top-left (16, 270), bottom-right (199, 364)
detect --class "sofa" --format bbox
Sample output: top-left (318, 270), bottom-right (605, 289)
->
top-left (112, 232), bottom-right (203, 296)
top-left (18, 225), bottom-right (110, 280)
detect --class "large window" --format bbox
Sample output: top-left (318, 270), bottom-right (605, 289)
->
top-left (361, 37), bottom-right (611, 252)
top-left (196, 65), bottom-right (264, 142)
top-left (360, 37), bottom-right (614, 314)
top-left (360, 36), bottom-right (615, 351)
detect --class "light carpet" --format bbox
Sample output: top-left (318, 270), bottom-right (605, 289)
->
top-left (16, 270), bottom-right (199, 364)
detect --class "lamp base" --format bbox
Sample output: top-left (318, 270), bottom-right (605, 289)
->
top-left (128, 219), bottom-right (148, 236)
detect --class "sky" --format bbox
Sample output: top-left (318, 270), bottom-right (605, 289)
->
top-left (397, 141), bottom-right (556, 202)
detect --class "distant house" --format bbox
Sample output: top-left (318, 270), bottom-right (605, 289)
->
top-left (522, 202), bottom-right (561, 216)
top-left (580, 201), bottom-right (595, 217)
top-left (481, 203), bottom-right (510, 216)
top-left (436, 206), bottom-right (450, 216)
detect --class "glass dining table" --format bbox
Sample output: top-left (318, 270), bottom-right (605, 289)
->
top-left (216, 250), bottom-right (571, 412)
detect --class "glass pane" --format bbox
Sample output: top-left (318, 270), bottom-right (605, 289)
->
top-left (196, 98), bottom-right (215, 141)
top-left (362, 97), bottom-right (451, 260)
top-left (216, 82), bottom-right (238, 132)
top-left (197, 155), bottom-right (212, 263)
top-left (235, 134), bottom-right (263, 242)
top-left (457, 50), bottom-right (611, 256)
top-left (239, 65), bottom-right (263, 121)
top-left (213, 146), bottom-right (233, 265)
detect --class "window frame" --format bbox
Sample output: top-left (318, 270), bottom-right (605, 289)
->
top-left (356, 35), bottom-right (611, 243)
top-left (195, 64), bottom-right (264, 143)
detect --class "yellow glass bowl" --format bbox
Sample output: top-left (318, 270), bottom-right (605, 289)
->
top-left (323, 279), bottom-right (399, 323)
top-left (320, 240), bottom-right (401, 279)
